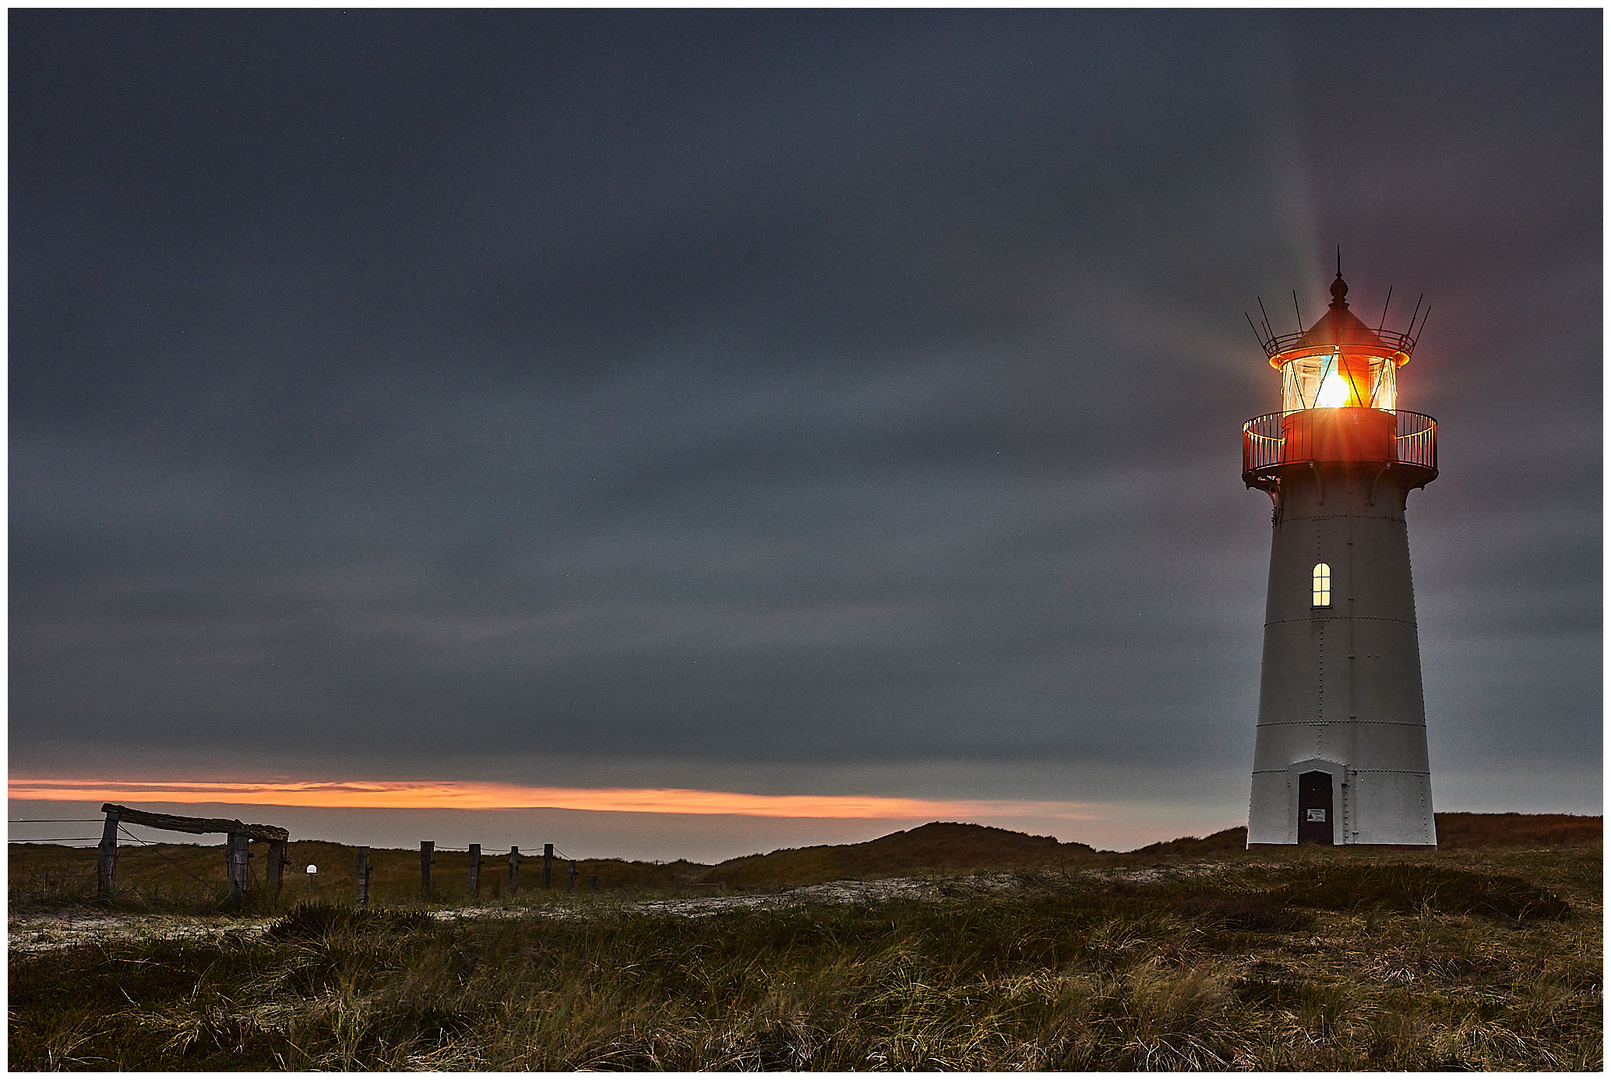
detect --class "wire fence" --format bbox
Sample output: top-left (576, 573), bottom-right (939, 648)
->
top-left (114, 823), bottom-right (220, 891)
top-left (11, 816), bottom-right (594, 905)
top-left (12, 820), bottom-right (580, 861)
top-left (426, 845), bottom-right (577, 860)
top-left (10, 818), bottom-right (104, 843)
top-left (11, 818), bottom-right (104, 823)
top-left (13, 825), bottom-right (580, 870)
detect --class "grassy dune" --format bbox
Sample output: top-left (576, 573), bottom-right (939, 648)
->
top-left (8, 817), bottom-right (1602, 1070)
top-left (10, 814), bottom-right (1599, 910)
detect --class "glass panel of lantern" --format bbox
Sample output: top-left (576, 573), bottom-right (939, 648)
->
top-left (1281, 351), bottom-right (1396, 413)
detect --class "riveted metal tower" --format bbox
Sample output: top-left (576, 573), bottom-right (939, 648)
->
top-left (1241, 265), bottom-right (1437, 846)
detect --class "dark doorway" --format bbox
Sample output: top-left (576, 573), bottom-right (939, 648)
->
top-left (1297, 771), bottom-right (1334, 845)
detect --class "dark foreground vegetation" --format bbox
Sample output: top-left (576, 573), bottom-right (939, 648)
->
top-left (9, 817), bottom-right (1601, 1070)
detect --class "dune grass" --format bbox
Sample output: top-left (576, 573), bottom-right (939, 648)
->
top-left (9, 845), bottom-right (1600, 1071)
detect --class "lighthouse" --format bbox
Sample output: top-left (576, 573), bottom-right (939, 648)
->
top-left (1241, 266), bottom-right (1438, 847)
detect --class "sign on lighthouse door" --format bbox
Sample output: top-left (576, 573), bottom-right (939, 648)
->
top-left (1297, 771), bottom-right (1334, 845)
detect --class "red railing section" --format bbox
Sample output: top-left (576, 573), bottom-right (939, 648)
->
top-left (1242, 409), bottom-right (1436, 476)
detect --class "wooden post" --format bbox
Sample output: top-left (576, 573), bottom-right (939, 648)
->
top-left (266, 839), bottom-right (285, 896)
top-left (568, 860), bottom-right (577, 893)
top-left (543, 843), bottom-right (554, 890)
top-left (356, 846), bottom-right (370, 908)
top-left (468, 844), bottom-right (481, 895)
top-left (226, 831), bottom-right (250, 901)
top-left (508, 846), bottom-right (520, 894)
top-left (420, 841), bottom-right (434, 899)
top-left (97, 808), bottom-right (120, 898)
top-left (588, 874), bottom-right (599, 892)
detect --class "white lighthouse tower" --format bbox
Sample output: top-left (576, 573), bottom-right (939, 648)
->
top-left (1241, 266), bottom-right (1438, 847)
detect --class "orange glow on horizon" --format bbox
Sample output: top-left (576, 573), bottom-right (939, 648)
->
top-left (7, 778), bottom-right (1097, 821)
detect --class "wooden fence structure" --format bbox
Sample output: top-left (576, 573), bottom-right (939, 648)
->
top-left (90, 804), bottom-right (581, 909)
top-left (97, 803), bottom-right (289, 901)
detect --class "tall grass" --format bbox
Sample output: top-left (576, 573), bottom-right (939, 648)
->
top-left (9, 847), bottom-right (1600, 1070)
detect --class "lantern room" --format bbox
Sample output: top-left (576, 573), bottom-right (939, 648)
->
top-left (1241, 269), bottom-right (1436, 494)
top-left (1271, 275), bottom-right (1408, 414)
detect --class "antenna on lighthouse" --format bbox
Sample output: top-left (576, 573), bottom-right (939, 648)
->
top-left (1292, 290), bottom-right (1303, 333)
top-left (1404, 293), bottom-right (1424, 339)
top-left (1413, 305), bottom-right (1432, 341)
top-left (1245, 311), bottom-right (1270, 351)
top-left (1376, 286), bottom-right (1394, 334)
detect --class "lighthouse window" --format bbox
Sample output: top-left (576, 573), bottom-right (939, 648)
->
top-left (1312, 563), bottom-right (1332, 608)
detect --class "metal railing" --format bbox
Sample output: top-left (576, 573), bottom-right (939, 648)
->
top-left (1258, 326), bottom-right (1418, 360)
top-left (1394, 410), bottom-right (1437, 471)
top-left (1242, 409), bottom-right (1437, 476)
top-left (1242, 413), bottom-right (1286, 475)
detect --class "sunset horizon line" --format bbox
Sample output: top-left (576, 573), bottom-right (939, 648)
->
top-left (7, 778), bottom-right (1101, 822)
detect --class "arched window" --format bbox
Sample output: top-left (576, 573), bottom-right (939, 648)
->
top-left (1312, 562), bottom-right (1331, 608)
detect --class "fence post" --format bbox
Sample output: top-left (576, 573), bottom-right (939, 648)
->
top-left (508, 846), bottom-right (520, 894)
top-left (226, 831), bottom-right (249, 901)
top-left (97, 807), bottom-right (120, 898)
top-left (588, 874), bottom-right (599, 892)
top-left (468, 844), bottom-right (481, 896)
top-left (267, 839), bottom-right (285, 896)
top-left (420, 841), bottom-right (434, 899)
top-left (568, 860), bottom-right (577, 893)
top-left (356, 846), bottom-right (370, 908)
top-left (543, 844), bottom-right (554, 890)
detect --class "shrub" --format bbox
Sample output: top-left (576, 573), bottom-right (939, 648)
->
top-left (1269, 864), bottom-right (1572, 921)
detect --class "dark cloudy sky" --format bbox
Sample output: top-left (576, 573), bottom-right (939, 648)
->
top-left (10, 10), bottom-right (1600, 858)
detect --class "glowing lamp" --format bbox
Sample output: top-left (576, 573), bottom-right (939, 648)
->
top-left (1314, 366), bottom-right (1353, 408)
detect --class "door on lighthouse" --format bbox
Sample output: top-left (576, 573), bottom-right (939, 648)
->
top-left (1297, 771), bottom-right (1334, 844)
